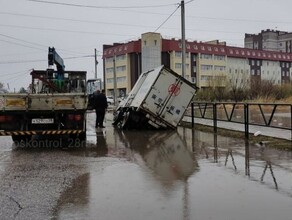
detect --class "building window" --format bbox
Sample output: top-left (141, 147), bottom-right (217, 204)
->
top-left (106, 78), bottom-right (114, 83)
top-left (201, 65), bottom-right (213, 71)
top-left (106, 67), bottom-right (114, 73)
top-left (175, 51), bottom-right (182, 57)
top-left (175, 63), bottom-right (182, 69)
top-left (201, 76), bottom-right (212, 81)
top-left (214, 66), bottom-right (225, 71)
top-left (106, 57), bottom-right (114, 63)
top-left (200, 54), bottom-right (212, 59)
top-left (116, 54), bottom-right (126, 61)
top-left (214, 55), bottom-right (225, 60)
top-left (117, 76), bottom-right (126, 82)
top-left (116, 65), bottom-right (126, 72)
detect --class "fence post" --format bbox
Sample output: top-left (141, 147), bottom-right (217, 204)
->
top-left (191, 102), bottom-right (194, 128)
top-left (244, 103), bottom-right (249, 139)
top-left (213, 102), bottom-right (217, 133)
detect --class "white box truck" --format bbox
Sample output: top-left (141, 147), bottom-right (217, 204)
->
top-left (113, 65), bottom-right (197, 129)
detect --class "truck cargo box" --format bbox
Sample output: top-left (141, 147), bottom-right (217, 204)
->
top-left (113, 65), bottom-right (197, 129)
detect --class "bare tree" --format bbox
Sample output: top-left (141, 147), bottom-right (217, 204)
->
top-left (228, 72), bottom-right (249, 101)
top-left (249, 77), bottom-right (275, 100)
top-left (204, 74), bottom-right (228, 101)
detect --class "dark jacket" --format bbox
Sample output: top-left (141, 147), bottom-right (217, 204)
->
top-left (93, 92), bottom-right (108, 110)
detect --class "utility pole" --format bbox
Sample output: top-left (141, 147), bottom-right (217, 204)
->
top-left (181, 0), bottom-right (186, 78)
top-left (94, 48), bottom-right (98, 79)
top-left (113, 56), bottom-right (118, 106)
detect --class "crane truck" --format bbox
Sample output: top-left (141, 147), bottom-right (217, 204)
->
top-left (0, 47), bottom-right (94, 144)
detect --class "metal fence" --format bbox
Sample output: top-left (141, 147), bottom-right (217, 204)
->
top-left (187, 102), bottom-right (292, 140)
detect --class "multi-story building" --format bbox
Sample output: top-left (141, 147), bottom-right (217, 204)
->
top-left (245, 29), bottom-right (292, 53)
top-left (103, 32), bottom-right (292, 97)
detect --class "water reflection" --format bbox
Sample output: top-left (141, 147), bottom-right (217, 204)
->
top-left (190, 127), bottom-right (291, 193)
top-left (95, 130), bottom-right (108, 156)
top-left (114, 130), bottom-right (198, 183)
top-left (111, 130), bottom-right (197, 220)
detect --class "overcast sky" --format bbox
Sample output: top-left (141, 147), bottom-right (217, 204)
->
top-left (1, 0), bottom-right (292, 91)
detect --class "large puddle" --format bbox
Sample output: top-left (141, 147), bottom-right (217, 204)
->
top-left (55, 113), bottom-right (292, 220)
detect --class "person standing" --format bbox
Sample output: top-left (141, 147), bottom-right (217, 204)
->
top-left (93, 89), bottom-right (108, 128)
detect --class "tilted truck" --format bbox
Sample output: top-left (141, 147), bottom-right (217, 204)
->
top-left (0, 47), bottom-right (94, 143)
top-left (113, 65), bottom-right (198, 129)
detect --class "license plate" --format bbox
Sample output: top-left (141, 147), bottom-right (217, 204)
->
top-left (31, 118), bottom-right (54, 124)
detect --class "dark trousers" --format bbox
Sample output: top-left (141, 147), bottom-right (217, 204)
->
top-left (95, 108), bottom-right (106, 128)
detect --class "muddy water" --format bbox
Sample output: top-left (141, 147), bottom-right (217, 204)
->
top-left (55, 113), bottom-right (292, 220)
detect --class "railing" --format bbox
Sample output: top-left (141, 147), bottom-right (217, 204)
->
top-left (187, 102), bottom-right (292, 140)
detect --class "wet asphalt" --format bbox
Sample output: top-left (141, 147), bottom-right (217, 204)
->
top-left (0, 111), bottom-right (292, 220)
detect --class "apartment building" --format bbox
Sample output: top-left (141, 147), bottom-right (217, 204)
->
top-left (245, 29), bottom-right (292, 53)
top-left (103, 32), bottom-right (292, 97)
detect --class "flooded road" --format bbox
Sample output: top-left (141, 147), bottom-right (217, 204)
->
top-left (0, 112), bottom-right (292, 220)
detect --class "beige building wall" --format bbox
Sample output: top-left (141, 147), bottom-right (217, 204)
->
top-left (104, 54), bottom-right (130, 97)
top-left (197, 53), bottom-right (227, 88)
top-left (169, 51), bottom-right (191, 81)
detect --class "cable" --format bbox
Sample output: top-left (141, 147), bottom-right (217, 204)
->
top-left (0, 70), bottom-right (30, 82)
top-left (153, 4), bottom-right (180, 32)
top-left (0, 23), bottom-right (135, 37)
top-left (0, 70), bottom-right (31, 77)
top-left (0, 11), bottom-right (155, 29)
top-left (0, 34), bottom-right (46, 51)
top-left (0, 11), bottom-right (290, 29)
top-left (0, 33), bottom-right (47, 48)
top-left (27, 0), bottom-right (177, 9)
top-left (0, 54), bottom-right (94, 65)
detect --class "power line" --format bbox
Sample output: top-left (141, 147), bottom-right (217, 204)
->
top-left (0, 54), bottom-right (94, 64)
top-left (0, 33), bottom-right (46, 48)
top-left (154, 4), bottom-right (180, 32)
top-left (1, 10), bottom-right (291, 30)
top-left (0, 34), bottom-right (46, 51)
top-left (27, 0), bottom-right (177, 9)
top-left (0, 70), bottom-right (31, 77)
top-left (0, 70), bottom-right (30, 81)
top-left (0, 23), bottom-right (135, 37)
top-left (0, 11), bottom-right (155, 29)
